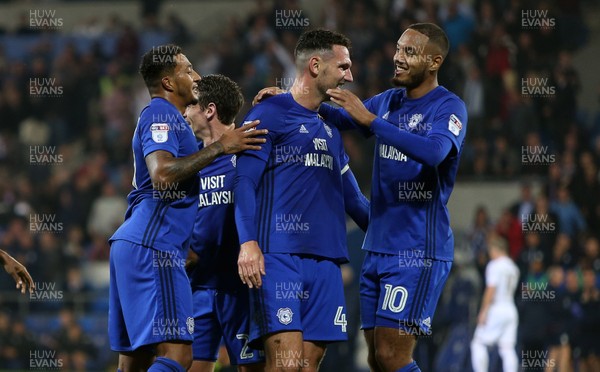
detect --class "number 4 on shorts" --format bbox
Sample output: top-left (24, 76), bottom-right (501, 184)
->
top-left (334, 306), bottom-right (347, 332)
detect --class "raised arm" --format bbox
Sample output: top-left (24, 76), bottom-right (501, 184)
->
top-left (147, 121), bottom-right (267, 188)
top-left (327, 88), bottom-right (465, 167)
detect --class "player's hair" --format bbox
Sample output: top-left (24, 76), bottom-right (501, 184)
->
top-left (294, 29), bottom-right (351, 68)
top-left (488, 235), bottom-right (509, 254)
top-left (139, 44), bottom-right (182, 90)
top-left (197, 74), bottom-right (244, 125)
top-left (407, 23), bottom-right (449, 59)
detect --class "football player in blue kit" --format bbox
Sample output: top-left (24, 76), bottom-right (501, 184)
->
top-left (108, 45), bottom-right (267, 372)
top-left (324, 23), bottom-right (468, 372)
top-left (234, 29), bottom-right (369, 371)
top-left (183, 74), bottom-right (265, 372)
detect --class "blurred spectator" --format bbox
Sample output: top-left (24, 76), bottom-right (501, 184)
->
top-left (510, 182), bottom-right (535, 223)
top-left (489, 135), bottom-right (520, 177)
top-left (495, 208), bottom-right (523, 260)
top-left (87, 182), bottom-right (127, 241)
top-left (580, 235), bottom-right (600, 272)
top-left (577, 269), bottom-right (600, 372)
top-left (551, 233), bottom-right (577, 268)
top-left (545, 265), bottom-right (574, 372)
top-left (469, 205), bottom-right (492, 274)
top-left (440, 0), bottom-right (475, 54)
top-left (551, 186), bottom-right (586, 240)
top-left (531, 194), bottom-right (559, 251)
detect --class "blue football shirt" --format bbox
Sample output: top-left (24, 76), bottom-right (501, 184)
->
top-left (110, 97), bottom-right (199, 254)
top-left (189, 152), bottom-right (239, 290)
top-left (322, 86), bottom-right (467, 260)
top-left (235, 93), bottom-right (350, 262)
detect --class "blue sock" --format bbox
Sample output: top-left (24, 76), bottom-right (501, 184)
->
top-left (396, 361), bottom-right (421, 372)
top-left (147, 356), bottom-right (186, 372)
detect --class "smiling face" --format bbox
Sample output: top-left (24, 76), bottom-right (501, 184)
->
top-left (392, 28), bottom-right (436, 89)
top-left (171, 53), bottom-right (201, 106)
top-left (393, 29), bottom-right (429, 88)
top-left (316, 44), bottom-right (353, 95)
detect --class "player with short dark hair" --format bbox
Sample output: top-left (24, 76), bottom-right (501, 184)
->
top-left (322, 23), bottom-right (468, 372)
top-left (234, 29), bottom-right (369, 371)
top-left (183, 74), bottom-right (265, 372)
top-left (109, 44), bottom-right (267, 372)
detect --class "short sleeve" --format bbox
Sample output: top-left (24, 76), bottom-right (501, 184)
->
top-left (485, 261), bottom-right (500, 287)
top-left (139, 107), bottom-right (181, 158)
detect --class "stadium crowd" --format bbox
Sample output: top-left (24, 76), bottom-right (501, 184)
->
top-left (0, 0), bottom-right (598, 370)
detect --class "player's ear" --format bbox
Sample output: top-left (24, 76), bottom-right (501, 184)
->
top-left (429, 54), bottom-right (443, 72)
top-left (205, 102), bottom-right (216, 121)
top-left (308, 56), bottom-right (320, 76)
top-left (161, 76), bottom-right (175, 92)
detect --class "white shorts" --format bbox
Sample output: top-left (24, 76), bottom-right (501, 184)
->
top-left (473, 304), bottom-right (518, 347)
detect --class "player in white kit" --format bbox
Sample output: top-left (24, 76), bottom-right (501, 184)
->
top-left (471, 235), bottom-right (520, 372)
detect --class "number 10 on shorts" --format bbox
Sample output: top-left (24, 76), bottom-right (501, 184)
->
top-left (334, 306), bottom-right (347, 332)
top-left (382, 284), bottom-right (408, 313)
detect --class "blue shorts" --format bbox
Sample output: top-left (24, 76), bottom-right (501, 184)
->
top-left (109, 240), bottom-right (194, 351)
top-left (360, 251), bottom-right (451, 336)
top-left (249, 254), bottom-right (347, 348)
top-left (192, 287), bottom-right (264, 365)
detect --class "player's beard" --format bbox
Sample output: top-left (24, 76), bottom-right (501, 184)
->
top-left (391, 67), bottom-right (427, 90)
